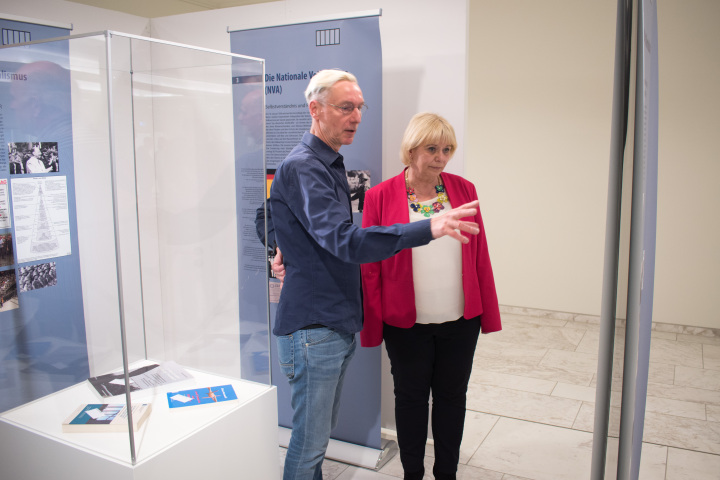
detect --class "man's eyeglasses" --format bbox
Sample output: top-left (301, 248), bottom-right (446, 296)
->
top-left (327, 103), bottom-right (369, 115)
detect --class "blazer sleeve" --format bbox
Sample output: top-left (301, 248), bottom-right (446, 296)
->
top-left (467, 181), bottom-right (502, 333)
top-left (360, 188), bottom-right (385, 347)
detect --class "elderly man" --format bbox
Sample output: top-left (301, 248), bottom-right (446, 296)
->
top-left (268, 69), bottom-right (480, 480)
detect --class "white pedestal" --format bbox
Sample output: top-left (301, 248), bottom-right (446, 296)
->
top-left (0, 369), bottom-right (280, 480)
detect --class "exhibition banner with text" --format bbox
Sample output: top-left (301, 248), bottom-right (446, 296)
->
top-left (0, 18), bottom-right (87, 413)
top-left (231, 14), bottom-right (383, 449)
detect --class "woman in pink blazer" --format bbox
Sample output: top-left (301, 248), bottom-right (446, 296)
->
top-left (361, 113), bottom-right (501, 480)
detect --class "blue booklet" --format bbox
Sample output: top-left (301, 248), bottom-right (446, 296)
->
top-left (166, 384), bottom-right (238, 409)
top-left (62, 403), bottom-right (152, 432)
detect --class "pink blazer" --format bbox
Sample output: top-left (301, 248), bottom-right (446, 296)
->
top-left (360, 170), bottom-right (502, 347)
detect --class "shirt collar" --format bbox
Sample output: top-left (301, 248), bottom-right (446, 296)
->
top-left (302, 132), bottom-right (344, 168)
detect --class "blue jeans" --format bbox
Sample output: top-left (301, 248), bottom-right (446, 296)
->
top-left (276, 327), bottom-right (357, 480)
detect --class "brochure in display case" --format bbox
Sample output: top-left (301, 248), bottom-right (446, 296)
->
top-left (62, 403), bottom-right (153, 433)
top-left (87, 361), bottom-right (192, 398)
top-left (0, 27), bottom-right (277, 479)
top-left (167, 384), bottom-right (239, 409)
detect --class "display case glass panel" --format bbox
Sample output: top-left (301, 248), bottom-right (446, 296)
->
top-left (0, 31), bottom-right (270, 466)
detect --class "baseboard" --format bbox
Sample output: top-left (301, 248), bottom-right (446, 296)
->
top-left (499, 304), bottom-right (720, 339)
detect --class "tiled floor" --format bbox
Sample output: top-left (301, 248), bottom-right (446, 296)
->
top-left (280, 307), bottom-right (720, 479)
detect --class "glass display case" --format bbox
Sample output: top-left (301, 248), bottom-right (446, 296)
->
top-left (0, 31), bottom-right (277, 478)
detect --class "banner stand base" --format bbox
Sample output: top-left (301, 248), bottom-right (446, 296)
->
top-left (278, 426), bottom-right (398, 471)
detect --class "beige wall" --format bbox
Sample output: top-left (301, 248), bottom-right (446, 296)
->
top-left (467, 1), bottom-right (720, 330)
top-left (653, 1), bottom-right (720, 331)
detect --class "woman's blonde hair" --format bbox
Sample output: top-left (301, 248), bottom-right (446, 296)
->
top-left (400, 112), bottom-right (457, 166)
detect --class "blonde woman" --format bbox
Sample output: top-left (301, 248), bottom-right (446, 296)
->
top-left (360, 113), bottom-right (502, 480)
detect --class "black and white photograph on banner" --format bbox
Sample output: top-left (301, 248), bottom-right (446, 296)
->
top-left (7, 141), bottom-right (59, 174)
top-left (346, 170), bottom-right (370, 213)
top-left (0, 269), bottom-right (19, 312)
top-left (18, 262), bottom-right (57, 292)
top-left (0, 232), bottom-right (14, 268)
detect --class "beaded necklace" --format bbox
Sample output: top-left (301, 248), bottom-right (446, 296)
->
top-left (405, 170), bottom-right (449, 217)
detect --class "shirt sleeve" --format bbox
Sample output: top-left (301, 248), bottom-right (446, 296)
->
top-left (254, 204), bottom-right (276, 253)
top-left (281, 159), bottom-right (432, 264)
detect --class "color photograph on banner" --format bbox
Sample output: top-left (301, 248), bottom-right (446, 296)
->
top-left (230, 14), bottom-right (384, 450)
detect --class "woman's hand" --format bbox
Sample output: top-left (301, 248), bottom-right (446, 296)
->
top-left (430, 200), bottom-right (480, 244)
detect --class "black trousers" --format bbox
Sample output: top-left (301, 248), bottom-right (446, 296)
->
top-left (384, 316), bottom-right (481, 479)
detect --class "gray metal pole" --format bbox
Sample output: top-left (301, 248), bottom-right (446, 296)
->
top-left (105, 31), bottom-right (137, 465)
top-left (616, 4), bottom-right (645, 467)
top-left (617, 0), bottom-right (659, 477)
top-left (590, 1), bottom-right (633, 478)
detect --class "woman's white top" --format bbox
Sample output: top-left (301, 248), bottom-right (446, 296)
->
top-left (408, 197), bottom-right (464, 324)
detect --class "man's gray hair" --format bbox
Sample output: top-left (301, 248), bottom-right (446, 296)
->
top-left (304, 69), bottom-right (358, 103)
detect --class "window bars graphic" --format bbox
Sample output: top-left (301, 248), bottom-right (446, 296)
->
top-left (316, 28), bottom-right (340, 46)
top-left (2, 28), bottom-right (31, 46)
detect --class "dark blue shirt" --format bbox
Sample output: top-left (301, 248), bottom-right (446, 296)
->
top-left (269, 132), bottom-right (433, 336)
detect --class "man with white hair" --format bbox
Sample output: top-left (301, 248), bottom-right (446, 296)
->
top-left (269, 69), bottom-right (480, 479)
top-left (25, 144), bottom-right (52, 174)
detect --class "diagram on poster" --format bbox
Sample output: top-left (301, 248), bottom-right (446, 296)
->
top-left (10, 176), bottom-right (71, 263)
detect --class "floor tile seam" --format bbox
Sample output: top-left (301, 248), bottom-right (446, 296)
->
top-left (675, 362), bottom-right (720, 374)
top-left (646, 384), bottom-right (720, 404)
top-left (469, 381), bottom-right (557, 398)
top-left (544, 344), bottom-right (600, 359)
top-left (473, 348), bottom-right (549, 361)
top-left (499, 305), bottom-right (720, 338)
top-left (599, 400), bottom-right (718, 423)
top-left (645, 390), bottom-right (715, 406)
top-left (474, 350), bottom-right (593, 370)
top-left (642, 407), bottom-right (708, 422)
top-left (640, 436), bottom-right (720, 457)
top-left (472, 364), bottom-right (595, 386)
top-left (665, 445), bottom-right (720, 459)
top-left (569, 398), bottom-right (587, 433)
top-left (470, 382), bottom-right (590, 403)
top-left (579, 399), bottom-right (715, 423)
top-left (465, 413), bottom-right (502, 463)
top-left (707, 407), bottom-right (720, 424)
top-left (644, 409), bottom-right (720, 433)
top-left (495, 400), bottom-right (720, 438)
top-left (648, 358), bottom-right (705, 370)
top-left (484, 413), bottom-right (595, 437)
top-left (465, 406), bottom-right (583, 431)
top-left (457, 462), bottom-right (507, 479)
top-left (537, 360), bottom-right (599, 376)
top-left (670, 380), bottom-right (720, 394)
top-left (702, 344), bottom-right (720, 371)
top-left (473, 354), bottom-right (556, 368)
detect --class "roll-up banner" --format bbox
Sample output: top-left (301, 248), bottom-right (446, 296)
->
top-left (0, 17), bottom-right (87, 413)
top-left (230, 11), bottom-right (385, 461)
